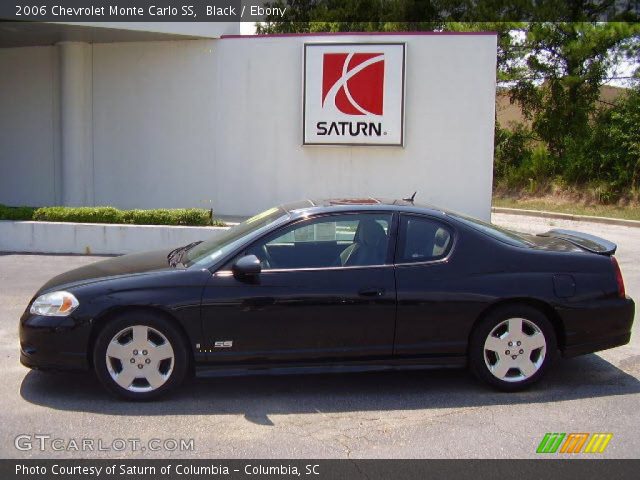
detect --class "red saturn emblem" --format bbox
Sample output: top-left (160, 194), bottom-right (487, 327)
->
top-left (322, 52), bottom-right (385, 116)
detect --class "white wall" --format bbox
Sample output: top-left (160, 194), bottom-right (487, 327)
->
top-left (0, 33), bottom-right (497, 220)
top-left (92, 40), bottom-right (219, 209)
top-left (213, 34), bottom-right (497, 219)
top-left (0, 220), bottom-right (228, 255)
top-left (0, 46), bottom-right (59, 206)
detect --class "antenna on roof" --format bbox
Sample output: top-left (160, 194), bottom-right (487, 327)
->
top-left (402, 191), bottom-right (417, 203)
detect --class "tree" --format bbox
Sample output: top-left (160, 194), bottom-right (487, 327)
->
top-left (511, 22), bottom-right (640, 166)
top-left (589, 85), bottom-right (640, 192)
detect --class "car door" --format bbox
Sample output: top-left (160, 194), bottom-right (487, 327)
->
top-left (393, 214), bottom-right (468, 357)
top-left (200, 212), bottom-right (397, 363)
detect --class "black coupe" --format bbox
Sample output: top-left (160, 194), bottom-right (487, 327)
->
top-left (20, 199), bottom-right (634, 400)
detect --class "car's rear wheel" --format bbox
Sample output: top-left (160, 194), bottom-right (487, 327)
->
top-left (93, 311), bottom-right (188, 400)
top-left (469, 305), bottom-right (557, 391)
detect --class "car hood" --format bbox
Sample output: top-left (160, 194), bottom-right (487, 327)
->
top-left (37, 249), bottom-right (174, 294)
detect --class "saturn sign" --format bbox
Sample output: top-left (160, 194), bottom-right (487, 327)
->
top-left (303, 43), bottom-right (406, 146)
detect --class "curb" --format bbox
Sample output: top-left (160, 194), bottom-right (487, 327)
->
top-left (491, 207), bottom-right (640, 228)
top-left (0, 220), bottom-right (229, 255)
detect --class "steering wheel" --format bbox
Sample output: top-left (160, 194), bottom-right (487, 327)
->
top-left (261, 244), bottom-right (274, 269)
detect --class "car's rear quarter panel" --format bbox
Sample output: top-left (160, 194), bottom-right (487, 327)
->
top-left (395, 220), bottom-right (633, 359)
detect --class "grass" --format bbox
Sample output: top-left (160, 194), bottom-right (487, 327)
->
top-left (493, 197), bottom-right (640, 221)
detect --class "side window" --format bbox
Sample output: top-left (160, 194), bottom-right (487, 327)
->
top-left (397, 216), bottom-right (453, 264)
top-left (247, 213), bottom-right (392, 270)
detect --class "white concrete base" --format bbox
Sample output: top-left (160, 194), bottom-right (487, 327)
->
top-left (0, 220), bottom-right (229, 255)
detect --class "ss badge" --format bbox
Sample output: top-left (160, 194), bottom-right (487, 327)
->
top-left (214, 340), bottom-right (233, 348)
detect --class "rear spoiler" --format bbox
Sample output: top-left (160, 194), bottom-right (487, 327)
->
top-left (537, 229), bottom-right (617, 256)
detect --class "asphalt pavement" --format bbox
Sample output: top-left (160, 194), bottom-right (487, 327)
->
top-left (0, 213), bottom-right (638, 459)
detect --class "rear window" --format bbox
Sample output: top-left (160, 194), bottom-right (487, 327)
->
top-left (448, 212), bottom-right (533, 248)
top-left (397, 216), bottom-right (453, 263)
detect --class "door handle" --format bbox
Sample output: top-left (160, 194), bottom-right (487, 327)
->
top-left (358, 288), bottom-right (385, 297)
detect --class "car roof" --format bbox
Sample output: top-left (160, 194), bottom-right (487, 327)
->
top-left (281, 197), bottom-right (452, 220)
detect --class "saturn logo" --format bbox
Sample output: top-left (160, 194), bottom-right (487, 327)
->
top-left (321, 52), bottom-right (385, 116)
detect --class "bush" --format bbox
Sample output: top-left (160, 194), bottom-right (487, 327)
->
top-left (494, 123), bottom-right (560, 193)
top-left (494, 123), bottom-right (534, 181)
top-left (494, 83), bottom-right (640, 204)
top-left (120, 208), bottom-right (217, 226)
top-left (0, 204), bottom-right (37, 220)
top-left (1, 204), bottom-right (224, 226)
top-left (588, 86), bottom-right (640, 197)
top-left (33, 206), bottom-right (122, 224)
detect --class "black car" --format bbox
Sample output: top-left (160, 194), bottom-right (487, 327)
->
top-left (20, 198), bottom-right (634, 400)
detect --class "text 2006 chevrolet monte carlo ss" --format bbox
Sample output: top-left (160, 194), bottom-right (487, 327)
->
top-left (20, 198), bottom-right (634, 400)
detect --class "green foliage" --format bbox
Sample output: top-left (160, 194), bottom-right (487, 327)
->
top-left (511, 22), bottom-right (639, 163)
top-left (492, 22), bottom-right (639, 201)
top-left (0, 205), bottom-right (225, 226)
top-left (495, 128), bottom-right (557, 193)
top-left (0, 204), bottom-right (37, 221)
top-left (494, 123), bottom-right (535, 180)
top-left (495, 87), bottom-right (640, 202)
top-left (33, 206), bottom-right (123, 224)
top-left (119, 209), bottom-right (222, 226)
top-left (587, 86), bottom-right (640, 194)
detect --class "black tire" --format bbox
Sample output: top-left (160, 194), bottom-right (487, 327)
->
top-left (93, 311), bottom-right (189, 400)
top-left (469, 304), bottom-right (558, 392)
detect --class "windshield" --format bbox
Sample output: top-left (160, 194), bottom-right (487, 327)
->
top-left (184, 207), bottom-right (289, 267)
top-left (447, 212), bottom-right (534, 247)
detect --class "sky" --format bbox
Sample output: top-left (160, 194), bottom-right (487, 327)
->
top-left (240, 22), bottom-right (257, 35)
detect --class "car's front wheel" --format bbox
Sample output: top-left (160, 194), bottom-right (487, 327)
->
top-left (93, 311), bottom-right (189, 400)
top-left (469, 305), bottom-right (557, 391)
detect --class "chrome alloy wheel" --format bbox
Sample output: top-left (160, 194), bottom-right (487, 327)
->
top-left (483, 317), bottom-right (547, 383)
top-left (105, 325), bottom-right (174, 392)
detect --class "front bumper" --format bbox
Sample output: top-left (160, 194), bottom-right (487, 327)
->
top-left (19, 312), bottom-right (91, 371)
top-left (558, 296), bottom-right (635, 358)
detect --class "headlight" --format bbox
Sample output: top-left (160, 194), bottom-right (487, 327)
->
top-left (29, 291), bottom-right (79, 316)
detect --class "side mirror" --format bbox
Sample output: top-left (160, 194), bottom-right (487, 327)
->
top-left (232, 254), bottom-right (262, 278)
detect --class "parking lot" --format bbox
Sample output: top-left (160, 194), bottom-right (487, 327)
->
top-left (1, 213), bottom-right (638, 459)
